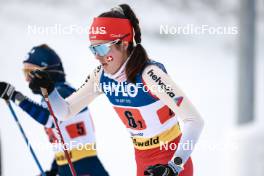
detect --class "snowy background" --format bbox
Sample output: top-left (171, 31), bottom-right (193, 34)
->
top-left (0, 0), bottom-right (263, 176)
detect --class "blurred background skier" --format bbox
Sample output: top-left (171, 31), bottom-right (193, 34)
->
top-left (0, 44), bottom-right (109, 176)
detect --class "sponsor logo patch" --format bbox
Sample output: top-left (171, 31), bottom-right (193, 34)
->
top-left (147, 69), bottom-right (175, 98)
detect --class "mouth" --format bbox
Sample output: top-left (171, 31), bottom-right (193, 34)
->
top-left (101, 62), bottom-right (108, 67)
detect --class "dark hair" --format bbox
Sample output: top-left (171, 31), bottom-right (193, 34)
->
top-left (99, 4), bottom-right (149, 83)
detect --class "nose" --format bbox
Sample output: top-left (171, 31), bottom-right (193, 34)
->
top-left (25, 75), bottom-right (32, 82)
top-left (95, 53), bottom-right (101, 60)
top-left (95, 54), bottom-right (105, 61)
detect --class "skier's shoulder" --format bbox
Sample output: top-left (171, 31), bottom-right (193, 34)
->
top-left (82, 65), bottom-right (103, 87)
top-left (55, 82), bottom-right (89, 113)
top-left (55, 82), bottom-right (75, 99)
top-left (142, 59), bottom-right (168, 75)
top-left (93, 65), bottom-right (103, 80)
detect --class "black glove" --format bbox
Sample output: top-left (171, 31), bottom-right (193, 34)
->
top-left (144, 164), bottom-right (178, 176)
top-left (37, 169), bottom-right (58, 176)
top-left (45, 169), bottom-right (58, 176)
top-left (0, 82), bottom-right (15, 101)
top-left (29, 70), bottom-right (55, 95)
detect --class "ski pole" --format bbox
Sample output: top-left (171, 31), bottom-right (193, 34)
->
top-left (40, 88), bottom-right (77, 176)
top-left (5, 101), bottom-right (46, 176)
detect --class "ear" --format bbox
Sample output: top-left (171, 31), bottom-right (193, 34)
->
top-left (122, 41), bottom-right (129, 50)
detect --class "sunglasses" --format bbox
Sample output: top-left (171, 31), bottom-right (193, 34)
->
top-left (89, 33), bottom-right (130, 57)
top-left (89, 39), bottom-right (120, 57)
top-left (23, 65), bottom-right (43, 77)
top-left (23, 64), bottom-right (64, 77)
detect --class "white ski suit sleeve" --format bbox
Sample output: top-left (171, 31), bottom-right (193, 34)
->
top-left (142, 64), bottom-right (204, 164)
top-left (48, 66), bottom-right (103, 120)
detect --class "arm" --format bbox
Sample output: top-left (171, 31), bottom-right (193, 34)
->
top-left (11, 83), bottom-right (79, 127)
top-left (48, 66), bottom-right (103, 120)
top-left (142, 65), bottom-right (204, 165)
top-left (1, 82), bottom-right (52, 127)
top-left (0, 81), bottom-right (53, 127)
top-left (11, 92), bottom-right (53, 127)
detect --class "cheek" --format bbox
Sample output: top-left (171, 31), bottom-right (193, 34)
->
top-left (106, 55), bottom-right (114, 62)
top-left (107, 49), bottom-right (123, 64)
top-left (25, 75), bottom-right (31, 82)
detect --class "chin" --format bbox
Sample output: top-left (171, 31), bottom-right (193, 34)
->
top-left (104, 68), bottom-right (114, 74)
top-left (31, 89), bottom-right (41, 95)
top-left (103, 63), bottom-right (120, 75)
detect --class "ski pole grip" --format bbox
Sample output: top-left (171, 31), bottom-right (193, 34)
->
top-left (40, 88), bottom-right (48, 98)
top-left (39, 88), bottom-right (77, 176)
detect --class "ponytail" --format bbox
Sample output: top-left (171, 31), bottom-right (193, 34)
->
top-left (99, 4), bottom-right (149, 83)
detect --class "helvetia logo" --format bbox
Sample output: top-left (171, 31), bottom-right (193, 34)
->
top-left (147, 69), bottom-right (176, 98)
top-left (133, 137), bottom-right (159, 147)
top-left (89, 27), bottom-right (106, 34)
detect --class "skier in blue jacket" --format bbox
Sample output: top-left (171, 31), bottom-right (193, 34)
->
top-left (0, 44), bottom-right (108, 176)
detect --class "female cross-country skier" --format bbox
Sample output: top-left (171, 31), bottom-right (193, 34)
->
top-left (29, 4), bottom-right (204, 176)
top-left (0, 44), bottom-right (108, 176)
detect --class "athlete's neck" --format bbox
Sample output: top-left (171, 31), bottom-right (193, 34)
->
top-left (104, 55), bottom-right (130, 82)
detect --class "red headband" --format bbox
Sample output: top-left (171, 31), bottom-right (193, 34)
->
top-left (89, 17), bottom-right (133, 42)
